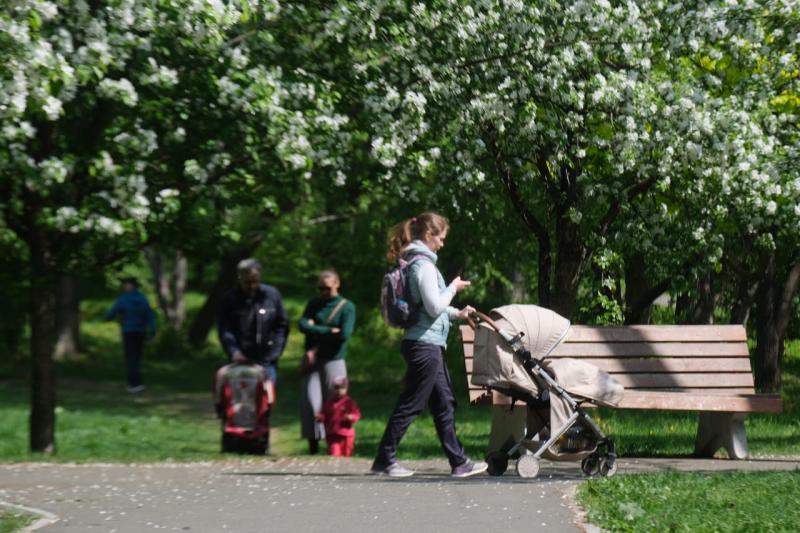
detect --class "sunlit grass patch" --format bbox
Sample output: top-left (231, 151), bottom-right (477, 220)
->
top-left (579, 471), bottom-right (800, 532)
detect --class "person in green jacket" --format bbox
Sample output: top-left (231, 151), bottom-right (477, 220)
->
top-left (298, 269), bottom-right (356, 454)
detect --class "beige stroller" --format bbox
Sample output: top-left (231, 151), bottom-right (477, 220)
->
top-left (469, 305), bottom-right (624, 478)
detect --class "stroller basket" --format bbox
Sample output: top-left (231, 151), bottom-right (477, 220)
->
top-left (468, 309), bottom-right (619, 479)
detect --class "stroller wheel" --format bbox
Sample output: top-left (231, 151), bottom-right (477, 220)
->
top-left (486, 451), bottom-right (509, 476)
top-left (581, 454), bottom-right (600, 476)
top-left (598, 457), bottom-right (618, 478)
top-left (515, 455), bottom-right (540, 479)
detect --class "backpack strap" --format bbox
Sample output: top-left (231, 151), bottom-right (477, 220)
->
top-left (323, 298), bottom-right (348, 325)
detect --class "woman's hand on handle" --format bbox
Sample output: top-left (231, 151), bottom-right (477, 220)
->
top-left (454, 305), bottom-right (476, 320)
top-left (451, 276), bottom-right (471, 292)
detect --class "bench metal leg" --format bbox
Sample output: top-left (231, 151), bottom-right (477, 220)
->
top-left (487, 405), bottom-right (527, 456)
top-left (694, 412), bottom-right (749, 459)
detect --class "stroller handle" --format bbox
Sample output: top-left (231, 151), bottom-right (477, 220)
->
top-left (466, 310), bottom-right (502, 332)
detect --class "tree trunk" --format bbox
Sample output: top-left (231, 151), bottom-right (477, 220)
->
top-left (29, 229), bottom-right (56, 453)
top-left (147, 248), bottom-right (188, 330)
top-left (550, 221), bottom-right (588, 319)
top-left (54, 273), bottom-right (80, 360)
top-left (624, 253), bottom-right (673, 325)
top-left (537, 234), bottom-right (552, 308)
top-left (729, 276), bottom-right (757, 327)
top-left (188, 240), bottom-right (262, 347)
top-left (510, 268), bottom-right (527, 303)
top-left (753, 252), bottom-right (800, 393)
top-left (677, 274), bottom-right (717, 325)
top-left (692, 274), bottom-right (717, 324)
top-left (754, 254), bottom-right (782, 393)
top-left (170, 252), bottom-right (187, 328)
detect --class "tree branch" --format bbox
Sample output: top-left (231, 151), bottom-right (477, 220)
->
top-left (599, 174), bottom-right (659, 236)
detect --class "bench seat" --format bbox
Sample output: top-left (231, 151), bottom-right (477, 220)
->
top-left (459, 324), bottom-right (783, 459)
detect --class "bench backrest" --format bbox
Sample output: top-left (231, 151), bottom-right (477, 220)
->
top-left (460, 324), bottom-right (755, 405)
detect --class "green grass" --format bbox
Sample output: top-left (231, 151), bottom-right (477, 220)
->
top-left (578, 470), bottom-right (800, 532)
top-left (1, 293), bottom-right (798, 463)
top-left (0, 511), bottom-right (34, 533)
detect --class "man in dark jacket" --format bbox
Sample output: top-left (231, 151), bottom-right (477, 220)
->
top-left (217, 258), bottom-right (289, 385)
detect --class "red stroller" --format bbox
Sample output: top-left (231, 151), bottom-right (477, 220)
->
top-left (213, 362), bottom-right (275, 454)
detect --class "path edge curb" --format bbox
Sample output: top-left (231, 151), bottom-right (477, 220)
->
top-left (0, 500), bottom-right (59, 532)
top-left (564, 484), bottom-right (603, 533)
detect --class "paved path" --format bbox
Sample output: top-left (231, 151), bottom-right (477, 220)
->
top-left (1, 456), bottom-right (798, 533)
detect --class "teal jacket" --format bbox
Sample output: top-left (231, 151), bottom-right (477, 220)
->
top-left (402, 241), bottom-right (458, 348)
top-left (298, 295), bottom-right (356, 360)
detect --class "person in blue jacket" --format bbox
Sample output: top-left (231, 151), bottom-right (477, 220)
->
top-left (105, 277), bottom-right (157, 393)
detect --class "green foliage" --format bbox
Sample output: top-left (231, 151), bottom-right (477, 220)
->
top-left (579, 471), bottom-right (800, 532)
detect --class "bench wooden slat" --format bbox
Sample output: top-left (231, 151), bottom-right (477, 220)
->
top-left (483, 389), bottom-right (781, 412)
top-left (464, 339), bottom-right (749, 358)
top-left (550, 342), bottom-right (750, 357)
top-left (565, 357), bottom-right (752, 373)
top-left (459, 325), bottom-right (748, 343)
top-left (464, 356), bottom-right (753, 374)
top-left (467, 383), bottom-right (757, 394)
top-left (617, 391), bottom-right (782, 413)
top-left (564, 325), bottom-right (748, 342)
top-left (607, 372), bottom-right (754, 388)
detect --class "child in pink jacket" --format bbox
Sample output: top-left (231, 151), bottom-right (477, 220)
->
top-left (317, 377), bottom-right (361, 456)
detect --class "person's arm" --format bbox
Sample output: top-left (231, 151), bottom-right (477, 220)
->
top-left (266, 290), bottom-right (289, 360)
top-left (217, 295), bottom-right (242, 359)
top-left (298, 299), bottom-right (333, 335)
top-left (415, 261), bottom-right (457, 317)
top-left (348, 398), bottom-right (361, 423)
top-left (104, 297), bottom-right (121, 321)
top-left (316, 401), bottom-right (330, 422)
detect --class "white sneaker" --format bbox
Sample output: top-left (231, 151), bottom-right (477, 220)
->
top-left (370, 463), bottom-right (415, 478)
top-left (451, 459), bottom-right (488, 478)
top-left (127, 385), bottom-right (145, 393)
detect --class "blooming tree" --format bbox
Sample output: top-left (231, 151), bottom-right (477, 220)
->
top-left (316, 1), bottom-right (742, 317)
top-left (679, 0), bottom-right (800, 391)
top-left (0, 0), bottom-right (347, 452)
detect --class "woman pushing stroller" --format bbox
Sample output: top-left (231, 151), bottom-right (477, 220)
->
top-left (371, 212), bottom-right (488, 478)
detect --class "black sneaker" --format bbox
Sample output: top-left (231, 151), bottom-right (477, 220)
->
top-left (451, 459), bottom-right (488, 478)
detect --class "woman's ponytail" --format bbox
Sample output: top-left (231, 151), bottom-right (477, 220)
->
top-left (386, 219), bottom-right (414, 263)
top-left (386, 212), bottom-right (449, 263)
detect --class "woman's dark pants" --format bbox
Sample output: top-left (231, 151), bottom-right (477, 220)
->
top-left (122, 331), bottom-right (145, 388)
top-left (373, 340), bottom-right (467, 469)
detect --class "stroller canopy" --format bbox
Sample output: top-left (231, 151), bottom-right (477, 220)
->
top-left (492, 304), bottom-right (571, 360)
top-left (471, 304), bottom-right (623, 407)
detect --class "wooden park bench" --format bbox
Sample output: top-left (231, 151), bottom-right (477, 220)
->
top-left (459, 324), bottom-right (783, 459)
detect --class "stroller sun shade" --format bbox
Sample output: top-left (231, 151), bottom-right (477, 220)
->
top-left (470, 304), bottom-right (624, 408)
